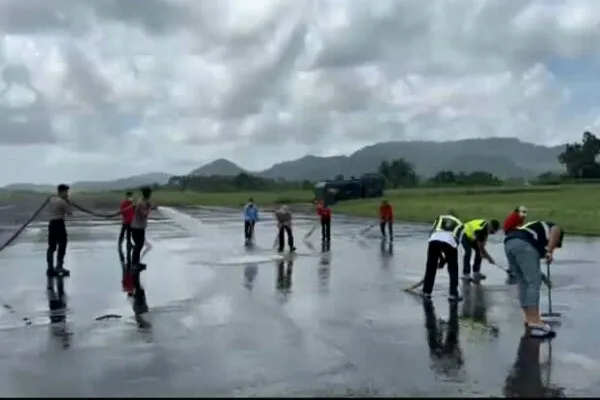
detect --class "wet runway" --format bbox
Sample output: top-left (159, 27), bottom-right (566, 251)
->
top-left (0, 206), bottom-right (599, 396)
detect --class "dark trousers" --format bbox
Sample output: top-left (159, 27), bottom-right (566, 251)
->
top-left (461, 236), bottom-right (482, 275)
top-left (380, 220), bottom-right (393, 238)
top-left (244, 220), bottom-right (255, 240)
top-left (320, 217), bottom-right (331, 242)
top-left (118, 223), bottom-right (132, 263)
top-left (277, 225), bottom-right (294, 252)
top-left (118, 223), bottom-right (132, 246)
top-left (423, 240), bottom-right (459, 296)
top-left (47, 219), bottom-right (67, 270)
top-left (131, 228), bottom-right (146, 266)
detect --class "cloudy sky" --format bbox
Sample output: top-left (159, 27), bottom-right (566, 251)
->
top-left (1, 0), bottom-right (600, 184)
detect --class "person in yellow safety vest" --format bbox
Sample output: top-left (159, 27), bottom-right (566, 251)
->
top-left (504, 220), bottom-right (564, 339)
top-left (420, 214), bottom-right (464, 302)
top-left (458, 218), bottom-right (500, 282)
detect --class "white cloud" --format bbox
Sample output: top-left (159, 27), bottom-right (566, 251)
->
top-left (1, 0), bottom-right (600, 184)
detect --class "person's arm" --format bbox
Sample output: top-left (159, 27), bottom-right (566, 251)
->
top-left (475, 230), bottom-right (496, 264)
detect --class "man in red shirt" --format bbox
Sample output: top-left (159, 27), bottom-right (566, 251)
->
top-left (316, 200), bottom-right (332, 245)
top-left (119, 191), bottom-right (135, 257)
top-left (379, 200), bottom-right (393, 240)
top-left (503, 205), bottom-right (527, 284)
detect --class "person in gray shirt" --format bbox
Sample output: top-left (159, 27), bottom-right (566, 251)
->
top-left (130, 187), bottom-right (153, 271)
top-left (47, 184), bottom-right (72, 280)
top-left (274, 205), bottom-right (295, 253)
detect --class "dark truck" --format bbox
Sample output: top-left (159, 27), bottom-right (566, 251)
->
top-left (313, 174), bottom-right (385, 205)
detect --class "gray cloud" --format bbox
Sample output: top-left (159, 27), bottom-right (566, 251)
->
top-left (2, 0), bottom-right (600, 184)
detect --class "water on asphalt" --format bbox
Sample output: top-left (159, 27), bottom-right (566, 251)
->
top-left (0, 206), bottom-right (598, 396)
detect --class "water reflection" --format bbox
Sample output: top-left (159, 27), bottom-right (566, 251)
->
top-left (318, 241), bottom-right (331, 294)
top-left (47, 276), bottom-right (70, 348)
top-left (276, 259), bottom-right (293, 302)
top-left (461, 282), bottom-right (488, 324)
top-left (243, 263), bottom-right (259, 290)
top-left (379, 239), bottom-right (393, 269)
top-left (422, 300), bottom-right (464, 378)
top-left (119, 247), bottom-right (150, 328)
top-left (504, 338), bottom-right (565, 398)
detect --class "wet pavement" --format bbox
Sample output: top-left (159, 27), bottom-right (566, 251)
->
top-left (0, 206), bottom-right (599, 396)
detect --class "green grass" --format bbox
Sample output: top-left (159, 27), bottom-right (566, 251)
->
top-left (77, 184), bottom-right (600, 236)
top-left (334, 184), bottom-right (600, 236)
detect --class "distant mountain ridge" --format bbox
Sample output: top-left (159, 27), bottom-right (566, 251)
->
top-left (191, 137), bottom-right (565, 181)
top-left (3, 172), bottom-right (172, 193)
top-left (3, 137), bottom-right (566, 191)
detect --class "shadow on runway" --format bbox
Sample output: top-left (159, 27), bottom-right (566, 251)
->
top-left (47, 276), bottom-right (71, 348)
top-left (503, 338), bottom-right (565, 398)
top-left (422, 300), bottom-right (464, 378)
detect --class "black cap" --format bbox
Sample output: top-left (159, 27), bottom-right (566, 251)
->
top-left (140, 186), bottom-right (152, 198)
top-left (57, 184), bottom-right (70, 192)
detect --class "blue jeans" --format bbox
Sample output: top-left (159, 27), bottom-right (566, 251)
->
top-left (504, 238), bottom-right (542, 308)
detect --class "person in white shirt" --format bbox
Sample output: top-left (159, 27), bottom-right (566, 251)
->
top-left (421, 213), bottom-right (464, 302)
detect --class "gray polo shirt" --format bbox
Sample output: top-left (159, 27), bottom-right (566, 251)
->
top-left (131, 200), bottom-right (151, 229)
top-left (48, 196), bottom-right (71, 221)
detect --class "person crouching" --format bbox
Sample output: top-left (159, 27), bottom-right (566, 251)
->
top-left (274, 205), bottom-right (295, 253)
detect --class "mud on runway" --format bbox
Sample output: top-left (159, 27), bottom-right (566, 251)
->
top-left (0, 206), bottom-right (599, 396)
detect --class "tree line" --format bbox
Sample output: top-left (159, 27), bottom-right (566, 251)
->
top-left (161, 131), bottom-right (600, 192)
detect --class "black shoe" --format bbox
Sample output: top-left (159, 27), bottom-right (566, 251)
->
top-left (289, 247), bottom-right (296, 252)
top-left (133, 263), bottom-right (147, 272)
top-left (55, 267), bottom-right (70, 277)
top-left (46, 268), bottom-right (56, 278)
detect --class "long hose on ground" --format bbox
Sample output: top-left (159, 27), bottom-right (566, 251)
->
top-left (0, 197), bottom-right (122, 254)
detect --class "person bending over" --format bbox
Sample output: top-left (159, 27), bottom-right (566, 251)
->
top-left (421, 214), bottom-right (463, 302)
top-left (47, 184), bottom-right (72, 281)
top-left (379, 200), bottom-right (393, 240)
top-left (458, 219), bottom-right (500, 282)
top-left (504, 220), bottom-right (564, 339)
top-left (130, 187), bottom-right (153, 271)
top-left (316, 200), bottom-right (331, 243)
top-left (243, 198), bottom-right (259, 244)
top-left (274, 205), bottom-right (295, 253)
top-left (503, 206), bottom-right (527, 284)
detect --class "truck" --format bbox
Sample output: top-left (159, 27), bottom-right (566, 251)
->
top-left (313, 174), bottom-right (385, 205)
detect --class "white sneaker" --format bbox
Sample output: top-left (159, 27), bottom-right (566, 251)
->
top-left (527, 323), bottom-right (556, 339)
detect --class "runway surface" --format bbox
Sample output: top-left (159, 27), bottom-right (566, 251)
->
top-left (0, 205), bottom-right (598, 396)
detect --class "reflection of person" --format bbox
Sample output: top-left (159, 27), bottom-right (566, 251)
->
top-left (461, 282), bottom-right (488, 325)
top-left (503, 336), bottom-right (564, 398)
top-left (422, 300), bottom-right (463, 377)
top-left (276, 260), bottom-right (293, 292)
top-left (243, 263), bottom-right (258, 290)
top-left (47, 276), bottom-right (70, 347)
top-left (47, 184), bottom-right (72, 280)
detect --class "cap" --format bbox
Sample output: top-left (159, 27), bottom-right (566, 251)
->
top-left (57, 184), bottom-right (70, 192)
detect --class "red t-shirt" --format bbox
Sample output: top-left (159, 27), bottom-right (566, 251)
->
top-left (120, 199), bottom-right (135, 224)
top-left (503, 211), bottom-right (524, 233)
top-left (380, 204), bottom-right (393, 220)
top-left (317, 203), bottom-right (331, 219)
